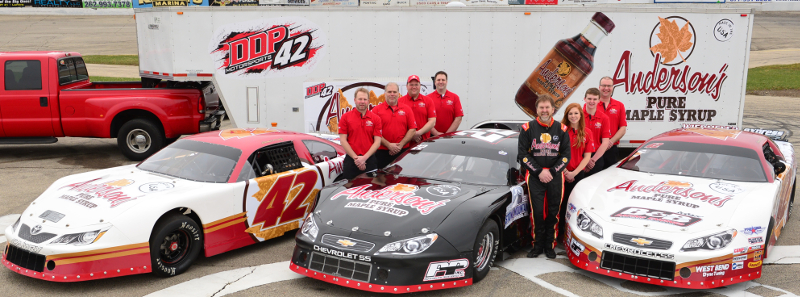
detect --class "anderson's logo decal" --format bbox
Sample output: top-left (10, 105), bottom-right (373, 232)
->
top-left (332, 184), bottom-right (450, 216)
top-left (210, 17), bottom-right (327, 78)
top-left (613, 16), bottom-right (727, 103)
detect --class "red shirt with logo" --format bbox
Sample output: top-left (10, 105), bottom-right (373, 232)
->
top-left (598, 97), bottom-right (628, 145)
top-left (567, 127), bottom-right (597, 171)
top-left (399, 94), bottom-right (436, 141)
top-left (338, 109), bottom-right (382, 156)
top-left (428, 90), bottom-right (464, 133)
top-left (372, 102), bottom-right (417, 150)
top-left (583, 105), bottom-right (612, 150)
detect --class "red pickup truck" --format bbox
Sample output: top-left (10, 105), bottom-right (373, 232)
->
top-left (1, 51), bottom-right (223, 160)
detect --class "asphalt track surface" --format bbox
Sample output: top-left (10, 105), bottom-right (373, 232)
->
top-left (1, 12), bottom-right (800, 297)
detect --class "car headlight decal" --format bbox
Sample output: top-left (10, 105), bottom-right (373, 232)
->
top-left (50, 229), bottom-right (108, 246)
top-left (376, 233), bottom-right (438, 255)
top-left (681, 229), bottom-right (737, 252)
top-left (577, 210), bottom-right (603, 239)
top-left (300, 213), bottom-right (319, 242)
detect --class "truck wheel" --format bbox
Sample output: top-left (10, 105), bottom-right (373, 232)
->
top-left (118, 119), bottom-right (164, 161)
top-left (473, 219), bottom-right (499, 283)
top-left (150, 213), bottom-right (203, 277)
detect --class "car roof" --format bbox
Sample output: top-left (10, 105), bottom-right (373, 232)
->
top-left (649, 128), bottom-right (767, 151)
top-left (427, 129), bottom-right (519, 154)
top-left (183, 128), bottom-right (318, 153)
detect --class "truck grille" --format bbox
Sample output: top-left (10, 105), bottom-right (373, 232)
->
top-left (18, 224), bottom-right (57, 244)
top-left (309, 252), bottom-right (371, 282)
top-left (321, 234), bottom-right (375, 252)
top-left (600, 251), bottom-right (675, 281)
top-left (612, 233), bottom-right (672, 250)
top-left (5, 244), bottom-right (46, 272)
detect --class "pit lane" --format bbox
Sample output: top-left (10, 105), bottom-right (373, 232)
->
top-left (1, 13), bottom-right (800, 297)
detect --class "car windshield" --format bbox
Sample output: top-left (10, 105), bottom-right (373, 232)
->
top-left (391, 150), bottom-right (510, 186)
top-left (620, 141), bottom-right (767, 182)
top-left (137, 140), bottom-right (241, 183)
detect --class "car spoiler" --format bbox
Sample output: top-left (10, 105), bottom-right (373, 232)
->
top-left (742, 128), bottom-right (789, 142)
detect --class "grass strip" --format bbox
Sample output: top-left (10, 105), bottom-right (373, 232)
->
top-left (90, 76), bottom-right (141, 82)
top-left (82, 55), bottom-right (139, 66)
top-left (747, 63), bottom-right (800, 91)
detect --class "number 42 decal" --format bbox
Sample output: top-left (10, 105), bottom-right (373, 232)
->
top-left (245, 169), bottom-right (319, 241)
top-left (272, 33), bottom-right (311, 69)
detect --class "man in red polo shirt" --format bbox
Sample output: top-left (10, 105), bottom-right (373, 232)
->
top-left (598, 76), bottom-right (628, 169)
top-left (372, 82), bottom-right (417, 168)
top-left (338, 87), bottom-right (382, 180)
top-left (399, 75), bottom-right (436, 145)
top-left (582, 88), bottom-right (611, 176)
top-left (429, 71), bottom-right (464, 137)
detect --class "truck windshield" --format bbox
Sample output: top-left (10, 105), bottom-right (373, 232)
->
top-left (619, 141), bottom-right (767, 182)
top-left (137, 140), bottom-right (241, 183)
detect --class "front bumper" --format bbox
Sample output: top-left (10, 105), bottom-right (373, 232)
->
top-left (565, 224), bottom-right (764, 289)
top-left (291, 234), bottom-right (474, 293)
top-left (3, 229), bottom-right (151, 282)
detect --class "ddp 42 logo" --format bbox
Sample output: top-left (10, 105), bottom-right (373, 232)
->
top-left (210, 17), bottom-right (327, 78)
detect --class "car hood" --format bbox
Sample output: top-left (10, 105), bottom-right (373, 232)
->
top-left (315, 175), bottom-right (498, 238)
top-left (22, 164), bottom-right (204, 228)
top-left (574, 168), bottom-right (767, 233)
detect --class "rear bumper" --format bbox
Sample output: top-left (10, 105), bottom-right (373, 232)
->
top-left (199, 110), bottom-right (225, 133)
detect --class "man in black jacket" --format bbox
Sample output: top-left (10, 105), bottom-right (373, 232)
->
top-left (518, 95), bottom-right (571, 259)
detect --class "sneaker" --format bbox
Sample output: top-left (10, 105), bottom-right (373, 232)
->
top-left (527, 246), bottom-right (543, 258)
top-left (544, 248), bottom-right (556, 259)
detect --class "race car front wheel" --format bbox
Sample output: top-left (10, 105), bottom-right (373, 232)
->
top-left (150, 213), bottom-right (204, 277)
top-left (473, 220), bottom-right (499, 283)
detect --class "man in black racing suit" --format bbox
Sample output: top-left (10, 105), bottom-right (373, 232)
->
top-left (518, 95), bottom-right (571, 259)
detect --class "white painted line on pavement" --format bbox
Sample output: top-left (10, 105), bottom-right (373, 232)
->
top-left (145, 261), bottom-right (302, 297)
top-left (765, 246), bottom-right (800, 264)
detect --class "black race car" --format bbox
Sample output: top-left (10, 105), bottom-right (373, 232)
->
top-left (290, 129), bottom-right (531, 293)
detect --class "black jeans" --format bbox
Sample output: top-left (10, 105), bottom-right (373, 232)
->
top-left (603, 144), bottom-right (619, 169)
top-left (341, 155), bottom-right (377, 181)
top-left (559, 171), bottom-right (585, 243)
top-left (585, 153), bottom-right (605, 177)
top-left (375, 148), bottom-right (407, 169)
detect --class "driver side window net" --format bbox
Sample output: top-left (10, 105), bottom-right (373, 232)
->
top-left (247, 141), bottom-right (303, 178)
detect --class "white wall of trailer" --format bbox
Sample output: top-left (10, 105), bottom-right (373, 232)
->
top-left (134, 6), bottom-right (753, 147)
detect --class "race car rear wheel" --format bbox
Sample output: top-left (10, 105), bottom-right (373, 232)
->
top-left (150, 213), bottom-right (203, 277)
top-left (473, 220), bottom-right (499, 283)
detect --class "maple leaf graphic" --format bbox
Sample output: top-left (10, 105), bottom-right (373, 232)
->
top-left (649, 17), bottom-right (693, 64)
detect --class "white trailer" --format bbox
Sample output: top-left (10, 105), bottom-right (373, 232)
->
top-left (134, 6), bottom-right (754, 148)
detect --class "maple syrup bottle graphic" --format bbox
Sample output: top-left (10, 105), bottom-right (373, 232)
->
top-left (515, 12), bottom-right (616, 118)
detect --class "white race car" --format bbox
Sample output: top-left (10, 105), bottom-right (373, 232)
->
top-left (3, 128), bottom-right (345, 282)
top-left (566, 127), bottom-right (795, 289)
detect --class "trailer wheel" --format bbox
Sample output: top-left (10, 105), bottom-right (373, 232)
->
top-left (118, 119), bottom-right (164, 161)
top-left (473, 219), bottom-right (499, 283)
top-left (150, 213), bottom-right (203, 277)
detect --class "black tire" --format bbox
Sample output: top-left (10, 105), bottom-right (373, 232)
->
top-left (149, 213), bottom-right (203, 277)
top-left (117, 119), bottom-right (164, 161)
top-left (789, 179), bottom-right (796, 220)
top-left (472, 220), bottom-right (499, 283)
